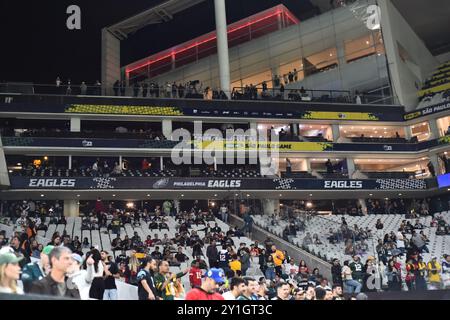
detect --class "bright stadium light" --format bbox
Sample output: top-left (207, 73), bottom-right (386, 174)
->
top-left (126, 202), bottom-right (134, 209)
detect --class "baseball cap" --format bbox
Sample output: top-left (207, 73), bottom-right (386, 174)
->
top-left (0, 252), bottom-right (23, 265)
top-left (205, 268), bottom-right (225, 284)
top-left (71, 254), bottom-right (83, 265)
top-left (42, 245), bottom-right (55, 256)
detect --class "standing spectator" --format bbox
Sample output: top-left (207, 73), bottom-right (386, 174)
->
top-left (229, 255), bottom-right (241, 276)
top-left (222, 277), bottom-right (246, 300)
top-left (265, 255), bottom-right (276, 281)
top-left (86, 249), bottom-right (105, 300)
top-left (427, 257), bottom-right (442, 290)
top-left (102, 252), bottom-right (119, 300)
top-left (220, 204), bottom-right (229, 223)
top-left (142, 82), bottom-right (149, 97)
top-left (272, 282), bottom-right (291, 300)
top-left (0, 251), bottom-right (23, 294)
top-left (271, 245), bottom-right (285, 276)
top-left (67, 253), bottom-right (90, 300)
top-left (355, 90), bottom-right (362, 104)
top-left (427, 161), bottom-right (436, 177)
top-left (80, 82), bottom-right (87, 95)
top-left (30, 247), bottom-right (80, 298)
top-left (415, 257), bottom-right (428, 291)
top-left (185, 268), bottom-right (225, 300)
top-left (243, 212), bottom-right (254, 236)
top-left (189, 261), bottom-right (203, 289)
top-left (137, 258), bottom-right (158, 300)
top-left (154, 260), bottom-right (188, 300)
top-left (331, 259), bottom-right (342, 286)
top-left (206, 240), bottom-right (219, 268)
top-left (120, 81), bottom-right (126, 96)
top-left (113, 80), bottom-right (120, 96)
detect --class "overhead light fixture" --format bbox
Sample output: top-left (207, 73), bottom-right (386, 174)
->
top-left (77, 194), bottom-right (80, 197)
top-left (369, 193), bottom-right (373, 196)
top-left (306, 202), bottom-right (313, 208)
top-left (309, 194), bottom-right (313, 197)
top-left (181, 194), bottom-right (184, 197)
top-left (147, 194), bottom-right (151, 197)
top-left (112, 194), bottom-right (116, 197)
top-left (210, 201), bottom-right (216, 207)
top-left (214, 194), bottom-right (218, 197)
top-left (246, 194), bottom-right (250, 197)
top-left (126, 202), bottom-right (134, 209)
top-left (44, 156), bottom-right (48, 161)
top-left (40, 194), bottom-right (44, 197)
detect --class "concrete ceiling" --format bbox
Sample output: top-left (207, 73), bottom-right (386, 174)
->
top-left (392, 0), bottom-right (450, 55)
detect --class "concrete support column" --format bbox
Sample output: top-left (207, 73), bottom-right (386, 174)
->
top-left (70, 117), bottom-right (81, 132)
top-left (262, 199), bottom-right (280, 215)
top-left (68, 155), bottom-right (72, 170)
top-left (305, 159), bottom-right (312, 172)
top-left (404, 125), bottom-right (412, 140)
top-left (291, 123), bottom-right (299, 137)
top-left (64, 200), bottom-right (79, 218)
top-left (162, 119), bottom-right (173, 139)
top-left (331, 124), bottom-right (340, 142)
top-left (346, 158), bottom-right (355, 178)
top-left (160, 157), bottom-right (164, 171)
top-left (119, 156), bottom-right (123, 168)
top-left (428, 118), bottom-right (441, 139)
top-left (214, 0), bottom-right (231, 99)
top-left (358, 199), bottom-right (368, 215)
top-left (429, 153), bottom-right (440, 176)
top-left (0, 137), bottom-right (10, 187)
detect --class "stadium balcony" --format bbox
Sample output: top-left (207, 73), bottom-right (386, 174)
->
top-left (350, 137), bottom-right (411, 144)
top-left (365, 171), bottom-right (416, 179)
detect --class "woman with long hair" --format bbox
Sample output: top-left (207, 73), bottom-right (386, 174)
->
top-left (86, 249), bottom-right (105, 299)
top-left (0, 252), bottom-right (23, 294)
top-left (386, 259), bottom-right (401, 291)
top-left (126, 252), bottom-right (140, 285)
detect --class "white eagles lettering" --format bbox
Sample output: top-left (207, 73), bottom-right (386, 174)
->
top-left (207, 180), bottom-right (242, 188)
top-left (28, 179), bottom-right (76, 188)
top-left (324, 181), bottom-right (363, 189)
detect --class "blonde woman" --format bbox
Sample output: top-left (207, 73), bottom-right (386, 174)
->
top-left (0, 252), bottom-right (24, 294)
top-left (127, 252), bottom-right (140, 285)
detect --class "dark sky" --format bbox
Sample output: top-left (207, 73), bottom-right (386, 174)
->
top-left (0, 0), bottom-right (317, 84)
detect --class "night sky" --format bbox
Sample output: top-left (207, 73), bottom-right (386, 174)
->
top-left (0, 0), bottom-right (317, 85)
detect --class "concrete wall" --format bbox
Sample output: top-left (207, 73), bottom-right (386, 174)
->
top-left (229, 214), bottom-right (332, 280)
top-left (102, 29), bottom-right (122, 96)
top-left (379, 0), bottom-right (438, 111)
top-left (0, 136), bottom-right (10, 188)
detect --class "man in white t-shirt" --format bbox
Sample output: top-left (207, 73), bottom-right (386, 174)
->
top-left (222, 277), bottom-right (247, 300)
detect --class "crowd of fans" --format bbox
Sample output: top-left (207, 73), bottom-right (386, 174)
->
top-left (0, 197), bottom-right (449, 299)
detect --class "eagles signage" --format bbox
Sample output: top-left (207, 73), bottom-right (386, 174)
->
top-left (28, 178), bottom-right (76, 188)
top-left (323, 181), bottom-right (363, 189)
top-left (11, 177), bottom-right (429, 190)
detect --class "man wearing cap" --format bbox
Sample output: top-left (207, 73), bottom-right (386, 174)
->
top-left (21, 245), bottom-right (54, 293)
top-left (185, 268), bottom-right (225, 300)
top-left (67, 253), bottom-right (90, 300)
